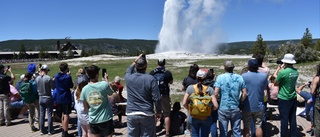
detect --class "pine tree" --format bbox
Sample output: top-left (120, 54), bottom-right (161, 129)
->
top-left (301, 28), bottom-right (313, 48)
top-left (252, 34), bottom-right (267, 56)
top-left (314, 40), bottom-right (320, 51)
top-left (18, 44), bottom-right (27, 59)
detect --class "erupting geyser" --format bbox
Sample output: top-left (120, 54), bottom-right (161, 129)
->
top-left (156, 0), bottom-right (227, 54)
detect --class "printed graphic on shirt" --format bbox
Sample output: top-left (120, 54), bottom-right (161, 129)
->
top-left (88, 90), bottom-right (103, 108)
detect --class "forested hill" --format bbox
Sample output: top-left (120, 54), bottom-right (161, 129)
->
top-left (0, 38), bottom-right (319, 55)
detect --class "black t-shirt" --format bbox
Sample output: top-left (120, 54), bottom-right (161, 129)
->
top-left (182, 76), bottom-right (198, 89)
top-left (0, 73), bottom-right (12, 94)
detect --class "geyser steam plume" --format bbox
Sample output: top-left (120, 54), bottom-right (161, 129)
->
top-left (156, 0), bottom-right (226, 53)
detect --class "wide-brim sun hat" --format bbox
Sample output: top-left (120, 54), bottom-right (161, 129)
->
top-left (281, 53), bottom-right (296, 64)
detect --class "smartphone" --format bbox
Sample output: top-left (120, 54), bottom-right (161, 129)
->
top-left (141, 54), bottom-right (146, 59)
top-left (102, 68), bottom-right (107, 77)
top-left (276, 60), bottom-right (283, 64)
top-left (39, 64), bottom-right (42, 68)
top-left (209, 68), bottom-right (214, 74)
top-left (7, 66), bottom-right (10, 69)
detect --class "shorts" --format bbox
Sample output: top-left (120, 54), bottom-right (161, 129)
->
top-left (57, 103), bottom-right (72, 115)
top-left (242, 111), bottom-right (263, 129)
top-left (11, 100), bottom-right (26, 108)
top-left (90, 120), bottom-right (114, 136)
top-left (161, 95), bottom-right (171, 117)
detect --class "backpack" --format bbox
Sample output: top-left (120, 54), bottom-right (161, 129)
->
top-left (188, 84), bottom-right (213, 120)
top-left (152, 68), bottom-right (168, 94)
top-left (19, 82), bottom-right (36, 104)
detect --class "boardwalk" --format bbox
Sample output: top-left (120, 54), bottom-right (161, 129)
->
top-left (0, 107), bottom-right (314, 137)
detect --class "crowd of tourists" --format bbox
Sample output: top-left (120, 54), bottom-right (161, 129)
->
top-left (0, 53), bottom-right (319, 137)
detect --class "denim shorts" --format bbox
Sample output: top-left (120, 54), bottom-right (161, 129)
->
top-left (242, 111), bottom-right (264, 129)
top-left (11, 100), bottom-right (25, 108)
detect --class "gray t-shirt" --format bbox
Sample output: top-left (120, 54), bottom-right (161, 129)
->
top-left (35, 75), bottom-right (54, 96)
top-left (186, 84), bottom-right (214, 96)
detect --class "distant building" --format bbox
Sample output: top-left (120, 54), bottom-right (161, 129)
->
top-left (0, 41), bottom-right (82, 59)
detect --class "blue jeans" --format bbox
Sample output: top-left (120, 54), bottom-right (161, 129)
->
top-left (211, 110), bottom-right (218, 137)
top-left (218, 108), bottom-right (242, 137)
top-left (278, 98), bottom-right (297, 137)
top-left (299, 91), bottom-right (315, 124)
top-left (77, 120), bottom-right (82, 136)
top-left (127, 115), bottom-right (156, 137)
top-left (190, 115), bottom-right (212, 137)
top-left (39, 97), bottom-right (54, 132)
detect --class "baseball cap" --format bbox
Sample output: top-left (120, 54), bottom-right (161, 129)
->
top-left (40, 64), bottom-right (50, 71)
top-left (196, 68), bottom-right (208, 79)
top-left (114, 76), bottom-right (121, 83)
top-left (135, 58), bottom-right (147, 69)
top-left (281, 53), bottom-right (296, 64)
top-left (27, 63), bottom-right (36, 74)
top-left (248, 58), bottom-right (259, 68)
top-left (76, 75), bottom-right (89, 85)
top-left (224, 60), bottom-right (234, 68)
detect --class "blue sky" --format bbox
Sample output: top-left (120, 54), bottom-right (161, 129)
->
top-left (0, 0), bottom-right (319, 42)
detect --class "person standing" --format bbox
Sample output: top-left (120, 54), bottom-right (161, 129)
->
top-left (273, 53), bottom-right (299, 137)
top-left (125, 55), bottom-right (162, 137)
top-left (35, 65), bottom-right (55, 135)
top-left (214, 60), bottom-right (247, 137)
top-left (182, 68), bottom-right (219, 137)
top-left (0, 64), bottom-right (14, 126)
top-left (307, 63), bottom-right (320, 136)
top-left (181, 64), bottom-right (199, 135)
top-left (242, 58), bottom-right (268, 137)
top-left (80, 65), bottom-right (115, 137)
top-left (150, 58), bottom-right (173, 136)
top-left (20, 73), bottom-right (39, 132)
top-left (54, 63), bottom-right (74, 137)
top-left (252, 53), bottom-right (270, 137)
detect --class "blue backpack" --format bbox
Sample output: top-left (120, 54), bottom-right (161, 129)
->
top-left (152, 68), bottom-right (168, 94)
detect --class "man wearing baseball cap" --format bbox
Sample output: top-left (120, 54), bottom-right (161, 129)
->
top-left (35, 64), bottom-right (55, 135)
top-left (214, 60), bottom-right (247, 137)
top-left (273, 53), bottom-right (299, 137)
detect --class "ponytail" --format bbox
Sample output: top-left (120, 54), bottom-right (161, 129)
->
top-left (197, 78), bottom-right (204, 96)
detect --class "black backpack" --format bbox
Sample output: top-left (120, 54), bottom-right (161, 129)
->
top-left (152, 68), bottom-right (168, 94)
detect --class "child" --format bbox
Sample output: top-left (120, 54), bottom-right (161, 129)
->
top-left (108, 82), bottom-right (123, 127)
top-left (74, 75), bottom-right (91, 137)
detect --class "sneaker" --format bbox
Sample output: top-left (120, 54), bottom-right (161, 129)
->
top-left (6, 122), bottom-right (13, 127)
top-left (31, 126), bottom-right (39, 132)
top-left (48, 130), bottom-right (55, 135)
top-left (184, 129), bottom-right (191, 135)
top-left (17, 115), bottom-right (25, 119)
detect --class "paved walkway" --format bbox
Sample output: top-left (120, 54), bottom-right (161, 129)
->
top-left (0, 107), bottom-right (314, 137)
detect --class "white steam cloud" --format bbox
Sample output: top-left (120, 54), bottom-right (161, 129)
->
top-left (156, 0), bottom-right (227, 53)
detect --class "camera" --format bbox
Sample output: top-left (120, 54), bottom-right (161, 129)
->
top-left (141, 54), bottom-right (146, 59)
top-left (102, 68), bottom-right (107, 78)
top-left (276, 60), bottom-right (283, 64)
top-left (209, 68), bottom-right (214, 74)
top-left (308, 81), bottom-right (312, 88)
